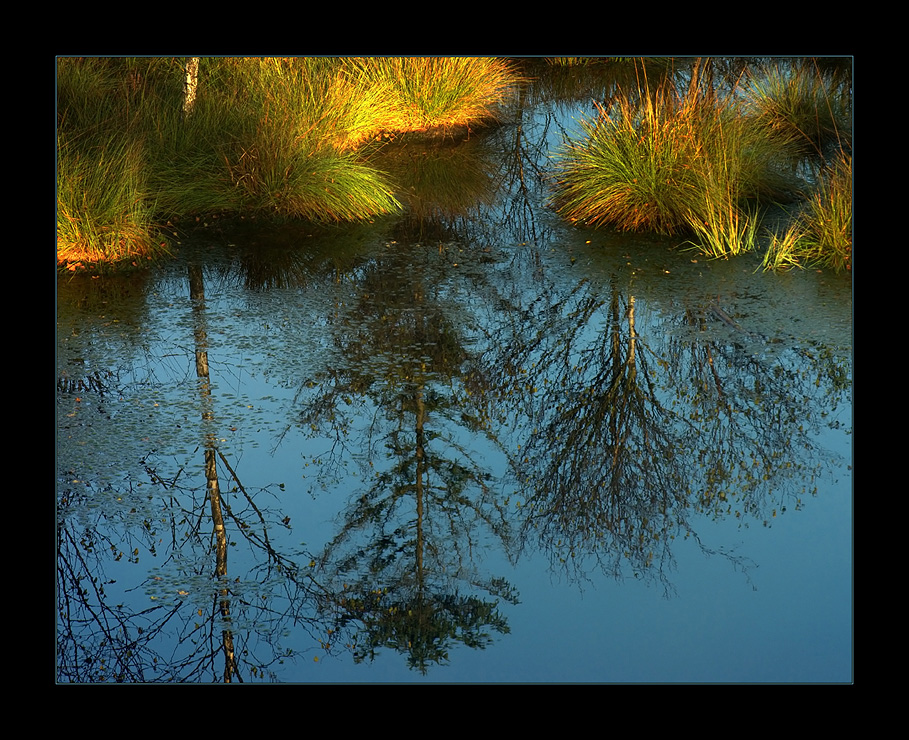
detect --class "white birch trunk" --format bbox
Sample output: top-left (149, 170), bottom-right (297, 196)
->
top-left (182, 57), bottom-right (200, 117)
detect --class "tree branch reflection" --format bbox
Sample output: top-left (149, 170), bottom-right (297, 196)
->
top-left (472, 270), bottom-right (849, 594)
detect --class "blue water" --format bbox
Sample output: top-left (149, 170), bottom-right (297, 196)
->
top-left (56, 225), bottom-right (852, 683)
top-left (56, 84), bottom-right (852, 683)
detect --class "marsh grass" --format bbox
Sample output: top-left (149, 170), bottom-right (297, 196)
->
top-left (763, 150), bottom-right (852, 272)
top-left (746, 59), bottom-right (852, 159)
top-left (56, 59), bottom-right (172, 266)
top-left (343, 57), bottom-right (518, 138)
top-left (553, 66), bottom-right (796, 259)
top-left (58, 57), bottom-right (518, 266)
top-left (57, 133), bottom-right (161, 265)
top-left (553, 94), bottom-right (700, 235)
top-left (57, 59), bottom-right (180, 266)
top-left (545, 57), bottom-right (637, 66)
top-left (147, 57), bottom-right (402, 221)
top-left (683, 198), bottom-right (760, 259)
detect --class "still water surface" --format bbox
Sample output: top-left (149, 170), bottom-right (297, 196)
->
top-left (56, 87), bottom-right (852, 684)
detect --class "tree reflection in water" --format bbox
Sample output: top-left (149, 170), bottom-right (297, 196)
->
top-left (295, 241), bottom-right (519, 674)
top-left (470, 265), bottom-right (849, 596)
top-left (55, 219), bottom-right (850, 681)
top-left (56, 58), bottom-right (851, 680)
top-left (56, 265), bottom-right (330, 683)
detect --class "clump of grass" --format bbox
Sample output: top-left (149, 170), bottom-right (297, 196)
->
top-left (56, 58), bottom-right (172, 266)
top-left (57, 133), bottom-right (162, 266)
top-left (552, 93), bottom-right (697, 235)
top-left (763, 150), bottom-right (852, 272)
top-left (57, 58), bottom-right (179, 266)
top-left (552, 69), bottom-right (795, 257)
top-left (341, 57), bottom-right (518, 139)
top-left (745, 59), bottom-right (852, 158)
top-left (59, 57), bottom-right (523, 266)
top-left (151, 57), bottom-right (402, 221)
top-left (683, 198), bottom-right (760, 259)
top-left (544, 57), bottom-right (634, 66)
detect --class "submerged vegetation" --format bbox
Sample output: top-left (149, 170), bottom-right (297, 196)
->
top-left (56, 57), bottom-right (852, 273)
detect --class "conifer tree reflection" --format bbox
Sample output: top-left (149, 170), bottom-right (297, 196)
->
top-left (297, 246), bottom-right (518, 673)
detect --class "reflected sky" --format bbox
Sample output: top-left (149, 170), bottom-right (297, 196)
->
top-left (57, 228), bottom-right (851, 683)
top-left (56, 65), bottom-right (851, 683)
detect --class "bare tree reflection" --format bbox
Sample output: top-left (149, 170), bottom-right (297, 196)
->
top-left (55, 266), bottom-right (330, 683)
top-left (470, 271), bottom-right (849, 594)
top-left (57, 58), bottom-right (851, 681)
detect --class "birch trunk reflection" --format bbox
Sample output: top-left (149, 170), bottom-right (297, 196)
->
top-left (506, 281), bottom-right (692, 589)
top-left (190, 263), bottom-right (239, 682)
